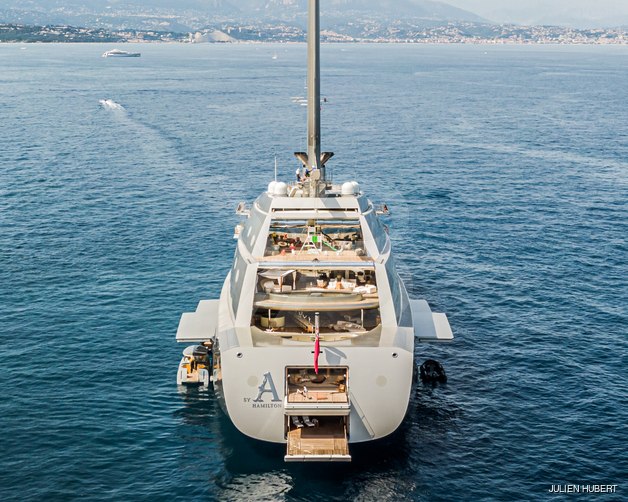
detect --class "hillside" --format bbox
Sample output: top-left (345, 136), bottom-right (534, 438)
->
top-left (0, 0), bottom-right (487, 30)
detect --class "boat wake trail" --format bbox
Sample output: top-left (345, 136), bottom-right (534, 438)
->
top-left (99, 99), bottom-right (125, 111)
top-left (94, 96), bottom-right (230, 206)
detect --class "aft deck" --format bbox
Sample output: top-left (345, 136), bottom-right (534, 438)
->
top-left (287, 386), bottom-right (348, 404)
top-left (286, 418), bottom-right (350, 459)
top-left (286, 368), bottom-right (348, 405)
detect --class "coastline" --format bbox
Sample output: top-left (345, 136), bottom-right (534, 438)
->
top-left (1, 39), bottom-right (627, 46)
top-left (1, 22), bottom-right (626, 45)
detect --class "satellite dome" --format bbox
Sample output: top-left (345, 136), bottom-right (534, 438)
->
top-left (274, 182), bottom-right (288, 196)
top-left (341, 181), bottom-right (356, 196)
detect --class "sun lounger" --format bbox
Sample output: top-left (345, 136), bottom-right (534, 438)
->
top-left (302, 416), bottom-right (318, 427)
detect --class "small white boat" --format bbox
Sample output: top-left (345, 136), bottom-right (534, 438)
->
top-left (99, 99), bottom-right (125, 111)
top-left (102, 49), bottom-right (141, 58)
top-left (176, 344), bottom-right (212, 387)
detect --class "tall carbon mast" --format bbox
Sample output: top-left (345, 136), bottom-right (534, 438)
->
top-left (296, 0), bottom-right (333, 197)
top-left (307, 0), bottom-right (322, 178)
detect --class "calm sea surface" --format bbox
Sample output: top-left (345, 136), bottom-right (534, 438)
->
top-left (0, 43), bottom-right (626, 501)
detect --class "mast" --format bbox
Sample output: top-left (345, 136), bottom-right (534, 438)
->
top-left (295, 0), bottom-right (332, 197)
top-left (307, 0), bottom-right (322, 181)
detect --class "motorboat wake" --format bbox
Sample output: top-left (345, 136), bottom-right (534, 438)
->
top-left (99, 99), bottom-right (125, 111)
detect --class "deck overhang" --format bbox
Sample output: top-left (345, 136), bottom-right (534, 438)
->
top-left (176, 299), bottom-right (219, 342)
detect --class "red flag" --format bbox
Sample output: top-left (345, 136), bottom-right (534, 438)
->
top-left (314, 332), bottom-right (320, 374)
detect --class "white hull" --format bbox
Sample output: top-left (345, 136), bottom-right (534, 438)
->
top-left (212, 328), bottom-right (414, 444)
top-left (102, 49), bottom-right (141, 58)
top-left (177, 189), bottom-right (453, 460)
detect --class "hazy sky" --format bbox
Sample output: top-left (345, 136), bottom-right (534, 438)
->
top-left (444, 0), bottom-right (628, 26)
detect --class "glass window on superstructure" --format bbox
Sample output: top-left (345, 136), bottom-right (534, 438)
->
top-left (229, 254), bottom-right (248, 315)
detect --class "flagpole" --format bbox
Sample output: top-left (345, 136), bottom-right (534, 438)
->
top-left (314, 311), bottom-right (320, 374)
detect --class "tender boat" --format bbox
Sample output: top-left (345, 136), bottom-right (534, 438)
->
top-left (102, 49), bottom-right (141, 58)
top-left (176, 0), bottom-right (453, 462)
top-left (176, 344), bottom-right (211, 387)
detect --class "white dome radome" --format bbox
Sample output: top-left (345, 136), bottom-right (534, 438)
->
top-left (341, 181), bottom-right (356, 196)
top-left (274, 182), bottom-right (288, 196)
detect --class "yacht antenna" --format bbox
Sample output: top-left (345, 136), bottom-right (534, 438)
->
top-left (274, 155), bottom-right (278, 182)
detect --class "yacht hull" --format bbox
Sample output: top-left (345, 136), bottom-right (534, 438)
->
top-left (213, 342), bottom-right (414, 444)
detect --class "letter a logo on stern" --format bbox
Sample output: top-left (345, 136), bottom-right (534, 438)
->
top-left (253, 372), bottom-right (280, 402)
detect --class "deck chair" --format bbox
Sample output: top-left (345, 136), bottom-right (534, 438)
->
top-left (302, 416), bottom-right (318, 427)
top-left (292, 416), bottom-right (304, 428)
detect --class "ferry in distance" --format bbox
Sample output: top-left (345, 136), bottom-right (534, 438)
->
top-left (102, 49), bottom-right (141, 58)
top-left (175, 0), bottom-right (454, 462)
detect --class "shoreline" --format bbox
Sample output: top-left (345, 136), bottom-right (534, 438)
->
top-left (1, 40), bottom-right (627, 46)
top-left (1, 22), bottom-right (626, 46)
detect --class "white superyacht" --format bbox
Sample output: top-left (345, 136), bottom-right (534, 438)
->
top-left (176, 0), bottom-right (453, 462)
top-left (101, 48), bottom-right (140, 58)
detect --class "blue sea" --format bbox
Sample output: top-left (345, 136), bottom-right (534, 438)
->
top-left (0, 42), bottom-right (626, 501)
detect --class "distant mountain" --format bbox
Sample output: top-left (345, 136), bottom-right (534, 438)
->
top-left (469, 1), bottom-right (628, 29)
top-left (0, 1), bottom-right (233, 10)
top-left (240, 0), bottom-right (487, 22)
top-left (0, 0), bottom-right (488, 28)
top-left (3, 1), bottom-right (625, 29)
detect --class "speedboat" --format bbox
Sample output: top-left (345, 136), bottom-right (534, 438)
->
top-left (99, 99), bottom-right (124, 111)
top-left (176, 0), bottom-right (454, 462)
top-left (102, 49), bottom-right (141, 58)
top-left (176, 345), bottom-right (211, 386)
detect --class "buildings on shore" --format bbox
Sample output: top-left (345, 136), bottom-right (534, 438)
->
top-left (1, 22), bottom-right (626, 45)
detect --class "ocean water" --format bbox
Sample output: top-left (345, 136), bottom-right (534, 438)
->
top-left (0, 43), bottom-right (626, 501)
